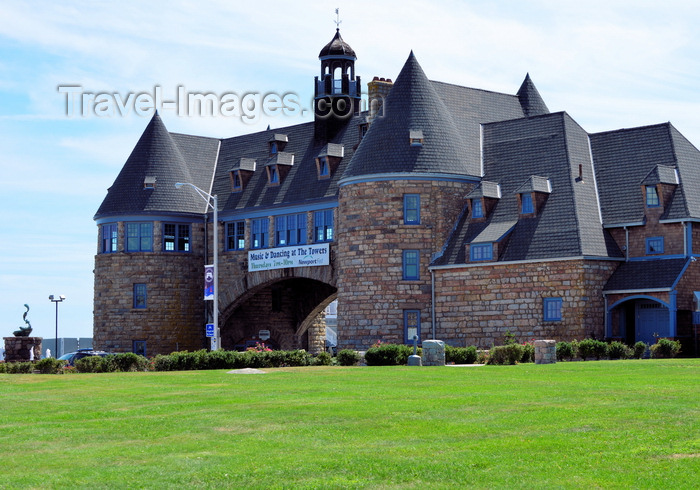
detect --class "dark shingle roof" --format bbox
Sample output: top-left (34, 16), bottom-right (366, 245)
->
top-left (604, 258), bottom-right (688, 291)
top-left (94, 113), bottom-right (219, 218)
top-left (433, 112), bottom-right (621, 265)
top-left (342, 52), bottom-right (472, 180)
top-left (517, 74), bottom-right (550, 117)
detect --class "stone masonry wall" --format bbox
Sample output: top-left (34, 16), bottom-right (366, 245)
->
top-left (433, 259), bottom-right (620, 348)
top-left (93, 220), bottom-right (206, 356)
top-left (337, 179), bottom-right (472, 350)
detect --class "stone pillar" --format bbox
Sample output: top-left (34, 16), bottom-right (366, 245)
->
top-left (307, 312), bottom-right (327, 354)
top-left (421, 339), bottom-right (445, 366)
top-left (534, 339), bottom-right (556, 364)
top-left (3, 337), bottom-right (42, 362)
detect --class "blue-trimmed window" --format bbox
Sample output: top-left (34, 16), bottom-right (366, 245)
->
top-left (543, 298), bottom-right (562, 322)
top-left (232, 171), bottom-right (242, 192)
top-left (268, 165), bottom-right (279, 185)
top-left (318, 157), bottom-right (330, 178)
top-left (646, 236), bottom-right (664, 254)
top-left (404, 310), bottom-right (421, 344)
top-left (403, 250), bottom-right (420, 280)
top-left (251, 218), bottom-right (269, 249)
top-left (472, 199), bottom-right (483, 218)
top-left (275, 214), bottom-right (307, 247)
top-left (126, 222), bottom-right (153, 252)
top-left (133, 340), bottom-right (147, 357)
top-left (102, 223), bottom-right (118, 253)
top-left (133, 283), bottom-right (147, 309)
top-left (163, 223), bottom-right (190, 252)
top-left (470, 243), bottom-right (493, 261)
top-left (521, 194), bottom-right (534, 214)
top-left (314, 210), bottom-right (334, 243)
top-left (646, 186), bottom-right (660, 207)
top-left (226, 221), bottom-right (246, 251)
top-left (403, 194), bottom-right (420, 224)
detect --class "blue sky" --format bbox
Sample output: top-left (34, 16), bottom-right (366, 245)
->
top-left (1, 0), bottom-right (699, 341)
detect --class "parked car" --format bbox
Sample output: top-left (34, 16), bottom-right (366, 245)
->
top-left (58, 349), bottom-right (110, 366)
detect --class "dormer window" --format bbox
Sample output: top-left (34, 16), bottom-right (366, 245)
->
top-left (268, 165), bottom-right (279, 185)
top-left (472, 199), bottom-right (484, 218)
top-left (359, 123), bottom-right (369, 140)
top-left (521, 194), bottom-right (534, 214)
top-left (232, 171), bottom-right (242, 191)
top-left (269, 134), bottom-right (288, 155)
top-left (143, 176), bottom-right (156, 190)
top-left (516, 176), bottom-right (551, 217)
top-left (646, 186), bottom-right (660, 207)
top-left (229, 158), bottom-right (256, 193)
top-left (318, 157), bottom-right (329, 178)
top-left (410, 129), bottom-right (424, 147)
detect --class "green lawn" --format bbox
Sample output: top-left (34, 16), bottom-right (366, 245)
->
top-left (1, 360), bottom-right (698, 489)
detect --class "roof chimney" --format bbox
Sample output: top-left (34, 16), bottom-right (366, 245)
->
top-left (368, 77), bottom-right (393, 121)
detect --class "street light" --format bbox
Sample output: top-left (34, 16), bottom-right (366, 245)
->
top-left (49, 295), bottom-right (65, 358)
top-left (175, 182), bottom-right (220, 351)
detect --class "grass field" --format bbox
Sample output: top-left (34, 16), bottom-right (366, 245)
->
top-left (1, 359), bottom-right (698, 489)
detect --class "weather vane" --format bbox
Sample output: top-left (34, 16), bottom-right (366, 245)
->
top-left (334, 8), bottom-right (341, 29)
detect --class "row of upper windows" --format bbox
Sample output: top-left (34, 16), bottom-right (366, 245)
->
top-left (100, 210), bottom-right (335, 254)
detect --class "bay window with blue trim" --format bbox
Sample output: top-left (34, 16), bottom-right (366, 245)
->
top-left (403, 194), bottom-right (420, 224)
top-left (126, 222), bottom-right (153, 252)
top-left (275, 213), bottom-right (307, 247)
top-left (314, 209), bottom-right (334, 243)
top-left (251, 218), bottom-right (269, 249)
top-left (543, 298), bottom-right (562, 322)
top-left (226, 221), bottom-right (246, 251)
top-left (101, 223), bottom-right (118, 253)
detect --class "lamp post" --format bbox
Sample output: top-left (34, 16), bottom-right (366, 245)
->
top-left (48, 295), bottom-right (65, 357)
top-left (175, 182), bottom-right (220, 351)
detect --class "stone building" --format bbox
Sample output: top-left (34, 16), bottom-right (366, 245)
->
top-left (93, 29), bottom-right (700, 356)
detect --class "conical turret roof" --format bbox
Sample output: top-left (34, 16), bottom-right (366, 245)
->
top-left (341, 52), bottom-right (472, 181)
top-left (95, 113), bottom-right (218, 218)
top-left (319, 29), bottom-right (356, 59)
top-left (517, 74), bottom-right (549, 117)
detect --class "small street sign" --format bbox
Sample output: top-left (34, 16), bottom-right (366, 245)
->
top-left (205, 323), bottom-right (215, 337)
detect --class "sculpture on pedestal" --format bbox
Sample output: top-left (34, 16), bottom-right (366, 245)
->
top-left (13, 304), bottom-right (32, 337)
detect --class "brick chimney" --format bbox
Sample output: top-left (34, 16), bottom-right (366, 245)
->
top-left (368, 76), bottom-right (393, 121)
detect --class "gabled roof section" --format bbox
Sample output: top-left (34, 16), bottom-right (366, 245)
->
top-left (515, 175), bottom-right (552, 194)
top-left (668, 125), bottom-right (700, 220)
top-left (641, 165), bottom-right (678, 186)
top-left (341, 52), bottom-right (472, 181)
top-left (591, 123), bottom-right (683, 225)
top-left (466, 181), bottom-right (501, 199)
top-left (433, 112), bottom-right (621, 265)
top-left (230, 158), bottom-right (256, 172)
top-left (604, 258), bottom-right (688, 292)
top-left (517, 74), bottom-right (550, 117)
top-left (95, 113), bottom-right (219, 218)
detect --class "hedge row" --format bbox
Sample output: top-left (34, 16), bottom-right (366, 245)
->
top-left (555, 338), bottom-right (681, 361)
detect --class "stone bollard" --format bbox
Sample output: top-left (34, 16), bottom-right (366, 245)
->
top-left (421, 339), bottom-right (445, 366)
top-left (407, 335), bottom-right (422, 366)
top-left (534, 339), bottom-right (556, 364)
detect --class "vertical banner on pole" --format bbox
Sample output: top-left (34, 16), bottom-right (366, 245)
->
top-left (204, 265), bottom-right (214, 300)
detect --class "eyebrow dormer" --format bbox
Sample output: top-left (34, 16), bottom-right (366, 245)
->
top-left (316, 143), bottom-right (344, 180)
top-left (229, 158), bottom-right (256, 193)
top-left (515, 176), bottom-right (551, 217)
top-left (409, 129), bottom-right (424, 147)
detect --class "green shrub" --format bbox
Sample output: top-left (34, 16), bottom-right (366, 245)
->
top-left (633, 341), bottom-right (648, 359)
top-left (650, 339), bottom-right (681, 359)
top-left (364, 343), bottom-right (413, 366)
top-left (555, 341), bottom-right (576, 361)
top-left (75, 356), bottom-right (107, 373)
top-left (476, 350), bottom-right (489, 364)
top-left (6, 362), bottom-right (33, 374)
top-left (445, 345), bottom-right (478, 364)
top-left (0, 362), bottom-right (6, 374)
top-left (577, 339), bottom-right (602, 361)
top-left (312, 351), bottom-right (332, 366)
top-left (34, 357), bottom-right (66, 374)
top-left (487, 344), bottom-right (524, 365)
top-left (520, 343), bottom-right (535, 363)
top-left (607, 341), bottom-right (632, 360)
top-left (336, 349), bottom-right (360, 366)
top-left (106, 353), bottom-right (148, 372)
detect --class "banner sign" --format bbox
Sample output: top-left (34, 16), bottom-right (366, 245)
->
top-left (248, 243), bottom-right (330, 272)
top-left (204, 264), bottom-right (214, 300)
